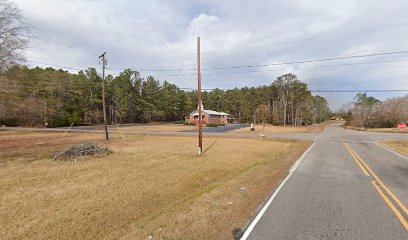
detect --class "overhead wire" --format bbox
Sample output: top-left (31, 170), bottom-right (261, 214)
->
top-left (3, 84), bottom-right (408, 94)
top-left (158, 21), bottom-right (408, 58)
top-left (24, 20), bottom-right (408, 73)
top-left (109, 58), bottom-right (408, 78)
top-left (106, 49), bottom-right (408, 72)
top-left (178, 88), bottom-right (408, 93)
top-left (26, 55), bottom-right (408, 78)
top-left (26, 60), bottom-right (88, 71)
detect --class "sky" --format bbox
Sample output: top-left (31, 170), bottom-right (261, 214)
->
top-left (14, 0), bottom-right (408, 110)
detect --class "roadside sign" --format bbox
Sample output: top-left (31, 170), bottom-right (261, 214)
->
top-left (398, 124), bottom-right (406, 131)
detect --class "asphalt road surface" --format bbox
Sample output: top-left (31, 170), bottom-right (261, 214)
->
top-left (54, 123), bottom-right (249, 133)
top-left (182, 123), bottom-right (249, 133)
top-left (244, 124), bottom-right (408, 239)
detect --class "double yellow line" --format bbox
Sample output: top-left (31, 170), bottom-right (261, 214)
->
top-left (344, 142), bottom-right (408, 231)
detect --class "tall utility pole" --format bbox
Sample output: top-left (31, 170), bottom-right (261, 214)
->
top-left (99, 52), bottom-right (109, 141)
top-left (197, 37), bottom-right (203, 155)
top-left (44, 102), bottom-right (47, 128)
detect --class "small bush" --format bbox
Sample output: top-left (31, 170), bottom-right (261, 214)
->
top-left (0, 118), bottom-right (19, 127)
top-left (183, 122), bottom-right (196, 126)
top-left (173, 120), bottom-right (184, 124)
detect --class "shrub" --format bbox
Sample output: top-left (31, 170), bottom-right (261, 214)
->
top-left (173, 120), bottom-right (184, 124)
top-left (183, 122), bottom-right (196, 126)
top-left (0, 118), bottom-right (19, 127)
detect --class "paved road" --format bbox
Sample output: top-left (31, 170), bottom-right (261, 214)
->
top-left (49, 123), bottom-right (249, 133)
top-left (182, 123), bottom-right (249, 133)
top-left (245, 124), bottom-right (408, 239)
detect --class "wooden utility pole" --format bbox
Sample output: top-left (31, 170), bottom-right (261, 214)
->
top-left (197, 37), bottom-right (203, 155)
top-left (99, 52), bottom-right (109, 141)
top-left (267, 99), bottom-right (271, 124)
top-left (44, 102), bottom-right (47, 128)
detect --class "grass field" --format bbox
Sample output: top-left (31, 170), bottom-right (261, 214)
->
top-left (0, 130), bottom-right (310, 239)
top-left (227, 123), bottom-right (328, 134)
top-left (343, 126), bottom-right (408, 134)
top-left (382, 140), bottom-right (408, 157)
top-left (109, 124), bottom-right (196, 132)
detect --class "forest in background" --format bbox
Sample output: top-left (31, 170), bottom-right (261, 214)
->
top-left (0, 66), bottom-right (331, 127)
top-left (341, 93), bottom-right (408, 128)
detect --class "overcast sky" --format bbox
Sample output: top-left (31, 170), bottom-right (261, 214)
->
top-left (15, 0), bottom-right (408, 110)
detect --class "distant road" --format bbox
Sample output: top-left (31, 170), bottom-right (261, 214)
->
top-left (52, 123), bottom-right (248, 133)
top-left (182, 124), bottom-right (249, 133)
top-left (0, 124), bottom-right (254, 137)
top-left (244, 124), bottom-right (408, 239)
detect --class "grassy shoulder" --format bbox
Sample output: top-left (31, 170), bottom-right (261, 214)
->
top-left (228, 121), bottom-right (334, 134)
top-left (0, 131), bottom-right (311, 239)
top-left (343, 125), bottom-right (408, 134)
top-left (382, 140), bottom-right (408, 157)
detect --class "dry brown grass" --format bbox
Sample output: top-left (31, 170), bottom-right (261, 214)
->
top-left (229, 121), bottom-right (336, 135)
top-left (0, 130), bottom-right (310, 240)
top-left (343, 126), bottom-right (408, 134)
top-left (109, 124), bottom-right (197, 132)
top-left (382, 140), bottom-right (408, 157)
top-left (229, 124), bottom-right (317, 134)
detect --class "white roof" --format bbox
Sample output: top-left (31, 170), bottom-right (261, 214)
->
top-left (191, 109), bottom-right (229, 116)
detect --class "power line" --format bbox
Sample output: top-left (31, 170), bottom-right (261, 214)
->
top-left (4, 84), bottom-right (408, 94)
top-left (27, 21), bottom-right (408, 63)
top-left (179, 88), bottom-right (216, 91)
top-left (311, 89), bottom-right (408, 93)
top-left (159, 22), bottom-right (408, 59)
top-left (108, 49), bottom-right (408, 72)
top-left (200, 50), bottom-right (408, 71)
top-left (32, 37), bottom-right (101, 56)
top-left (25, 60), bottom-right (87, 71)
top-left (24, 48), bottom-right (408, 85)
top-left (25, 56), bottom-right (408, 78)
top-left (179, 88), bottom-right (408, 93)
top-left (129, 59), bottom-right (408, 78)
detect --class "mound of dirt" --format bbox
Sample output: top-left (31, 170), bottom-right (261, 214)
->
top-left (53, 143), bottom-right (112, 161)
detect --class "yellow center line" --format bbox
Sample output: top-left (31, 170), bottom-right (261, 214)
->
top-left (346, 143), bottom-right (408, 217)
top-left (371, 180), bottom-right (408, 231)
top-left (344, 142), bottom-right (408, 231)
top-left (344, 143), bottom-right (370, 176)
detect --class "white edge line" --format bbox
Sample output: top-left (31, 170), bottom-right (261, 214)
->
top-left (374, 142), bottom-right (408, 160)
top-left (240, 142), bottom-right (315, 240)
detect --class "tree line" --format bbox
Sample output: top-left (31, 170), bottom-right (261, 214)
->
top-left (0, 0), bottom-right (332, 127)
top-left (340, 93), bottom-right (408, 128)
top-left (0, 66), bottom-right (331, 127)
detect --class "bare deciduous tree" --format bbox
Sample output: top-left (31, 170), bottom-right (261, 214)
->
top-left (0, 0), bottom-right (30, 72)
